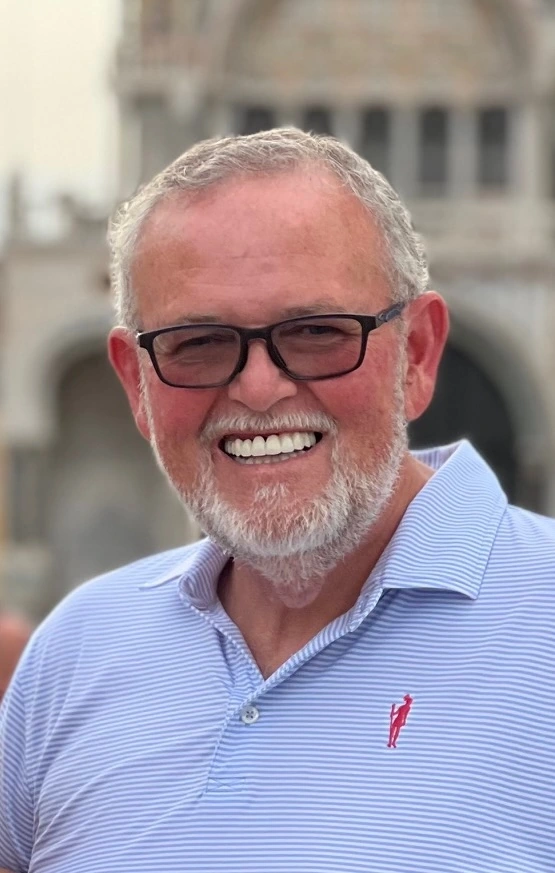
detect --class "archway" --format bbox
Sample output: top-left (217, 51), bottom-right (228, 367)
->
top-left (45, 352), bottom-right (197, 605)
top-left (409, 338), bottom-right (542, 510)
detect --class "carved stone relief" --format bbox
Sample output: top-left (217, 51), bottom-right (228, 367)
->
top-left (228, 0), bottom-right (520, 96)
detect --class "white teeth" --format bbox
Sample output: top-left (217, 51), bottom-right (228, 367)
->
top-left (240, 439), bottom-right (252, 457)
top-left (279, 434), bottom-right (295, 453)
top-left (251, 436), bottom-right (266, 457)
top-left (223, 430), bottom-right (320, 459)
top-left (266, 435), bottom-right (282, 455)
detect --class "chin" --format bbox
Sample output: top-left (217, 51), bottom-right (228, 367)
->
top-left (183, 433), bottom-right (405, 587)
top-left (149, 396), bottom-right (409, 586)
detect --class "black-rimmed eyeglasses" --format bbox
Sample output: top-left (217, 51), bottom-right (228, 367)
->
top-left (136, 304), bottom-right (405, 389)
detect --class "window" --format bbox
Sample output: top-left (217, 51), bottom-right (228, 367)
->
top-left (360, 108), bottom-right (390, 177)
top-left (143, 0), bottom-right (173, 36)
top-left (419, 108), bottom-right (449, 194)
top-left (238, 107), bottom-right (276, 136)
top-left (478, 108), bottom-right (509, 189)
top-left (302, 107), bottom-right (333, 135)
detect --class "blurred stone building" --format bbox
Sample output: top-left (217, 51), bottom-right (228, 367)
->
top-left (2, 0), bottom-right (555, 617)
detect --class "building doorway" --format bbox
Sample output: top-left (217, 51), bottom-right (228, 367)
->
top-left (409, 339), bottom-right (539, 509)
top-left (46, 352), bottom-right (196, 603)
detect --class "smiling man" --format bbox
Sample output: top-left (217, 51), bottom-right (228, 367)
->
top-left (1, 129), bottom-right (555, 872)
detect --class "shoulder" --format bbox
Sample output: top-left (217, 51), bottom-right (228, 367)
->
top-left (53, 538), bottom-right (203, 607)
top-left (486, 503), bottom-right (555, 594)
top-left (21, 540), bottom-right (207, 664)
top-left (2, 540), bottom-right (211, 728)
top-left (497, 502), bottom-right (555, 553)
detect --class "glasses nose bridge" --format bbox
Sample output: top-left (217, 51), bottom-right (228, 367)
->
top-left (238, 325), bottom-right (286, 374)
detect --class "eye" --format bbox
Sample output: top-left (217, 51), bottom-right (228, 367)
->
top-left (156, 329), bottom-right (237, 356)
top-left (281, 323), bottom-right (348, 338)
top-left (177, 334), bottom-right (233, 349)
top-left (278, 320), bottom-right (357, 343)
top-left (301, 324), bottom-right (342, 336)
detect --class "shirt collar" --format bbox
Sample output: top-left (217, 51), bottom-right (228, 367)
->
top-left (144, 440), bottom-right (507, 608)
top-left (369, 440), bottom-right (507, 600)
top-left (139, 539), bottom-right (228, 609)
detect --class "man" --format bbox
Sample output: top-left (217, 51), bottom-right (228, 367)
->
top-left (0, 612), bottom-right (32, 703)
top-left (1, 128), bottom-right (554, 872)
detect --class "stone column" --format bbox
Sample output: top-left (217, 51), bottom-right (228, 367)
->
top-left (512, 100), bottom-right (548, 254)
top-left (276, 105), bottom-right (301, 129)
top-left (209, 101), bottom-right (236, 137)
top-left (118, 97), bottom-right (142, 198)
top-left (334, 107), bottom-right (360, 149)
top-left (512, 100), bottom-right (544, 200)
top-left (449, 107), bottom-right (477, 199)
top-left (390, 107), bottom-right (419, 199)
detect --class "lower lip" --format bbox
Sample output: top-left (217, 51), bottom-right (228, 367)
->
top-left (227, 450), bottom-right (311, 465)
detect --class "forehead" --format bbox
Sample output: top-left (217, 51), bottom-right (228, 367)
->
top-left (131, 169), bottom-right (391, 325)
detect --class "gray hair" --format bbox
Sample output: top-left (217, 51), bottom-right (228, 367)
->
top-left (108, 127), bottom-right (429, 328)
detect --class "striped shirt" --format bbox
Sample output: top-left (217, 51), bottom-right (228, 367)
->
top-left (1, 440), bottom-right (555, 872)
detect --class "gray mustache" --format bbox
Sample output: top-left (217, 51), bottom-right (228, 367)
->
top-left (202, 411), bottom-right (337, 443)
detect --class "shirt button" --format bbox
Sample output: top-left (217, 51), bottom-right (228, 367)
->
top-left (240, 705), bottom-right (260, 725)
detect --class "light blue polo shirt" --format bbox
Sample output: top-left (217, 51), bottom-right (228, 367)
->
top-left (1, 441), bottom-right (555, 873)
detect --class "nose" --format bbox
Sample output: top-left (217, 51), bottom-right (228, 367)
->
top-left (226, 339), bottom-right (298, 411)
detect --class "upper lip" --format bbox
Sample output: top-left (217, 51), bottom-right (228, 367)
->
top-left (220, 428), bottom-right (322, 441)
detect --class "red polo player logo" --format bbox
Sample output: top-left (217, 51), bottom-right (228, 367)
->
top-left (387, 694), bottom-right (413, 748)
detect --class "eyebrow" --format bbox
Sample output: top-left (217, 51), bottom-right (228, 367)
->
top-left (163, 300), bottom-right (351, 326)
top-left (279, 301), bottom-right (351, 318)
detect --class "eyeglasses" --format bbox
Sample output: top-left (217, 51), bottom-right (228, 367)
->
top-left (136, 304), bottom-right (405, 389)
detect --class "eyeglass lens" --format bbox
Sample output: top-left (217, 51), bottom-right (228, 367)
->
top-left (151, 317), bottom-right (364, 386)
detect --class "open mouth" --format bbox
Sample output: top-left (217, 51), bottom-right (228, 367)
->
top-left (219, 431), bottom-right (324, 465)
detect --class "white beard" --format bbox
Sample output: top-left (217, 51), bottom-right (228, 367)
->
top-left (143, 367), bottom-right (408, 607)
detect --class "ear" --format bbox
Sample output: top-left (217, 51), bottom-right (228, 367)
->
top-left (108, 327), bottom-right (152, 441)
top-left (403, 291), bottom-right (449, 422)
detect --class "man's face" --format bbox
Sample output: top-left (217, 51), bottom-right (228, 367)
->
top-left (113, 170), bottom-right (412, 573)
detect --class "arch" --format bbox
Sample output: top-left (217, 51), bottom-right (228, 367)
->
top-left (410, 340), bottom-right (518, 496)
top-left (447, 306), bottom-right (550, 460)
top-left (207, 0), bottom-right (535, 96)
top-left (412, 304), bottom-right (552, 511)
top-left (33, 315), bottom-right (114, 443)
top-left (43, 348), bottom-right (198, 605)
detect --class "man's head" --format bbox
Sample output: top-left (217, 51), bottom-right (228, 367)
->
top-left (109, 128), bottom-right (430, 329)
top-left (108, 129), bottom-right (448, 597)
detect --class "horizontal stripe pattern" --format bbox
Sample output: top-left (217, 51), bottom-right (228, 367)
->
top-left (1, 440), bottom-right (555, 872)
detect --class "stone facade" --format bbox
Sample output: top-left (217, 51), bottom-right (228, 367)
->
top-left (2, 0), bottom-right (555, 617)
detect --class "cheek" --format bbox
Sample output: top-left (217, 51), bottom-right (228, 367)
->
top-left (146, 380), bottom-right (218, 444)
top-left (312, 366), bottom-right (393, 432)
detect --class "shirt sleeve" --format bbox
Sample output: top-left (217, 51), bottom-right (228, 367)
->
top-left (0, 665), bottom-right (34, 873)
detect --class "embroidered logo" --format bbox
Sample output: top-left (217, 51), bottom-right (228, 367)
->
top-left (387, 694), bottom-right (413, 748)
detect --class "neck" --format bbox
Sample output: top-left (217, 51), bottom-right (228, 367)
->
top-left (218, 453), bottom-right (433, 677)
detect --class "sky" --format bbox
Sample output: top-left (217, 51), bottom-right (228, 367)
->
top-left (0, 0), bottom-right (120, 238)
